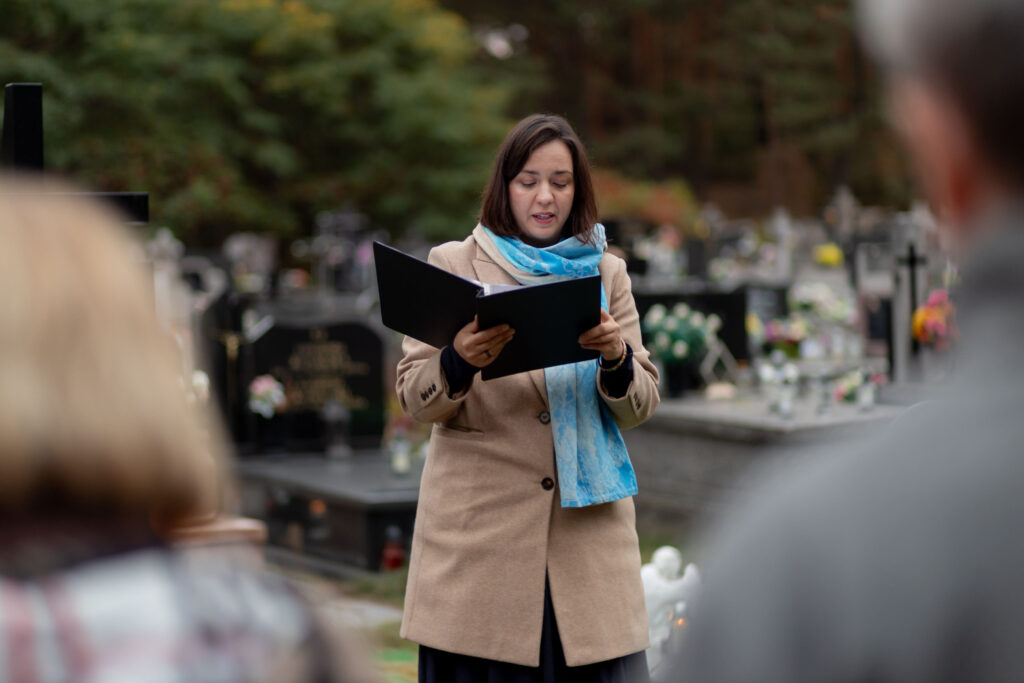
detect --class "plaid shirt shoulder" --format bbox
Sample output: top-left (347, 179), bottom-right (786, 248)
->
top-left (0, 548), bottom-right (327, 682)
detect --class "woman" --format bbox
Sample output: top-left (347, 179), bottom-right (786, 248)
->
top-left (397, 114), bottom-right (660, 681)
top-left (0, 176), bottom-right (373, 683)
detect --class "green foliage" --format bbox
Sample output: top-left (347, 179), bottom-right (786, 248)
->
top-left (441, 0), bottom-right (911, 212)
top-left (0, 0), bottom-right (512, 244)
top-left (710, 0), bottom-right (864, 176)
top-left (345, 565), bottom-right (408, 606)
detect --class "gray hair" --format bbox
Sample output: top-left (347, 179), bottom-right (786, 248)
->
top-left (858, 0), bottom-right (1024, 184)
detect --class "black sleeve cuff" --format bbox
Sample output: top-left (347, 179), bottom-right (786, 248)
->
top-left (600, 343), bottom-right (634, 398)
top-left (441, 344), bottom-right (480, 397)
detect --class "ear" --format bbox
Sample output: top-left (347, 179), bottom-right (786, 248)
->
top-left (888, 79), bottom-right (984, 230)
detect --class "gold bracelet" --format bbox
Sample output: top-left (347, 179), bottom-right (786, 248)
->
top-left (600, 340), bottom-right (628, 372)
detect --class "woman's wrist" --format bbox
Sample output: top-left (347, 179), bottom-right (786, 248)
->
top-left (599, 340), bottom-right (628, 372)
top-left (441, 344), bottom-right (479, 397)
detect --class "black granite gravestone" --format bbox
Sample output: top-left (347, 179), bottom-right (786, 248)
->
top-left (242, 299), bottom-right (386, 453)
top-left (685, 237), bottom-right (709, 280)
top-left (233, 296), bottom-right (409, 571)
top-left (634, 284), bottom-right (753, 363)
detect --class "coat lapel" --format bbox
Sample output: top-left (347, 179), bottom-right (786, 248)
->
top-left (471, 247), bottom-right (549, 406)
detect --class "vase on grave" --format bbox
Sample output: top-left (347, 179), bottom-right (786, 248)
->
top-left (663, 362), bottom-right (700, 399)
top-left (915, 346), bottom-right (955, 384)
top-left (765, 340), bottom-right (801, 360)
top-left (255, 413), bottom-right (293, 455)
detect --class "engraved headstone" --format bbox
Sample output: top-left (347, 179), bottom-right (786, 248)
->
top-left (243, 303), bottom-right (386, 453)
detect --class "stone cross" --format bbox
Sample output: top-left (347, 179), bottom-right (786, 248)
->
top-left (1, 83), bottom-right (149, 222)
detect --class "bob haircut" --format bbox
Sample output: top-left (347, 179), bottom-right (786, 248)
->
top-left (0, 175), bottom-right (228, 529)
top-left (479, 114), bottom-right (599, 244)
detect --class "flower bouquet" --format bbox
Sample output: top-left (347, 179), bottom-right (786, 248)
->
top-left (249, 374), bottom-right (286, 418)
top-left (643, 303), bottom-right (721, 366)
top-left (912, 289), bottom-right (957, 351)
top-left (762, 313), bottom-right (810, 359)
top-left (789, 282), bottom-right (856, 326)
top-left (643, 304), bottom-right (721, 396)
top-left (833, 370), bottom-right (887, 410)
top-left (812, 242), bottom-right (845, 268)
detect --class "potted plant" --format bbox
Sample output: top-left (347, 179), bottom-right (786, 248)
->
top-left (642, 303), bottom-right (720, 397)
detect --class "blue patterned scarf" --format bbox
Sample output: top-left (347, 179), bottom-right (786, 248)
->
top-left (473, 224), bottom-right (638, 508)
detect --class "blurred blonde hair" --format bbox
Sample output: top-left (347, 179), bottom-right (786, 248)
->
top-left (0, 175), bottom-right (229, 528)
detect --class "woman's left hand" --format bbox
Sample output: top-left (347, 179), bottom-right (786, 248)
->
top-left (578, 309), bottom-right (625, 361)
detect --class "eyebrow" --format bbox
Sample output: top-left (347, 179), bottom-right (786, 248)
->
top-left (519, 170), bottom-right (573, 177)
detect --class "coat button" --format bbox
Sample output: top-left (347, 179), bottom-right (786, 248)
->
top-left (541, 477), bottom-right (555, 490)
top-left (538, 411), bottom-right (551, 424)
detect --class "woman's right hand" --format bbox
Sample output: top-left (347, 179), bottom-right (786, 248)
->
top-left (454, 316), bottom-right (514, 368)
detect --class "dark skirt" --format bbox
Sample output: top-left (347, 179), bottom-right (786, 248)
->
top-left (418, 579), bottom-right (650, 683)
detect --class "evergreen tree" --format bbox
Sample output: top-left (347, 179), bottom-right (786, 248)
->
top-left (0, 0), bottom-right (512, 244)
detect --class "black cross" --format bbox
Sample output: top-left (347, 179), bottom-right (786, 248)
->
top-left (897, 242), bottom-right (928, 353)
top-left (1, 83), bottom-right (149, 222)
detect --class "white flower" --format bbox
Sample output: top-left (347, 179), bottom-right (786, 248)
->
top-left (663, 317), bottom-right (679, 331)
top-left (672, 303), bottom-right (691, 318)
top-left (782, 363), bottom-right (800, 384)
top-left (690, 312), bottom-right (705, 327)
top-left (707, 314), bottom-right (722, 333)
top-left (645, 304), bottom-right (667, 327)
top-left (672, 340), bottom-right (689, 359)
top-left (249, 374), bottom-right (286, 418)
top-left (249, 398), bottom-right (276, 419)
top-left (655, 332), bottom-right (671, 350)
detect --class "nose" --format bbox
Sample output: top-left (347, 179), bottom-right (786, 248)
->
top-left (537, 182), bottom-right (554, 204)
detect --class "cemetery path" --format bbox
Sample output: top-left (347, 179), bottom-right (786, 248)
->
top-left (266, 561), bottom-right (415, 683)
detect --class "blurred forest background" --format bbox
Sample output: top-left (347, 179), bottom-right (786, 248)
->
top-left (0, 0), bottom-right (912, 246)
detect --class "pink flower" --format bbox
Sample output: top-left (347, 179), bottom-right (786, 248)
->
top-left (927, 289), bottom-right (949, 307)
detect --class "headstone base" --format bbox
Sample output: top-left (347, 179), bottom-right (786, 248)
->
top-left (236, 453), bottom-right (420, 571)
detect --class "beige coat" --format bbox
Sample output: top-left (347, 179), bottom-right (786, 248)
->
top-left (396, 233), bottom-right (660, 667)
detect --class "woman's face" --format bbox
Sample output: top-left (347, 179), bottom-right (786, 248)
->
top-left (509, 140), bottom-right (575, 246)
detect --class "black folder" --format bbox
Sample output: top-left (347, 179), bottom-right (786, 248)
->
top-left (373, 241), bottom-right (601, 379)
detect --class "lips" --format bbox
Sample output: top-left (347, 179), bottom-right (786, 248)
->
top-left (532, 212), bottom-right (555, 224)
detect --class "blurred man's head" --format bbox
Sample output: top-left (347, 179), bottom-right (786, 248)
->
top-left (858, 0), bottom-right (1024, 236)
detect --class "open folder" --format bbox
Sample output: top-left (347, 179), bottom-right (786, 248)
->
top-left (373, 241), bottom-right (601, 380)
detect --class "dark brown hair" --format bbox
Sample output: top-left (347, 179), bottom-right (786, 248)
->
top-left (479, 114), bottom-right (598, 244)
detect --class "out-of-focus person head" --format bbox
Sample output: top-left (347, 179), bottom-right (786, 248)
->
top-left (480, 113), bottom-right (599, 246)
top-left (0, 175), bottom-right (377, 682)
top-left (0, 175), bottom-right (226, 535)
top-left (858, 0), bottom-right (1024, 237)
top-left (671, 3), bottom-right (1024, 682)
